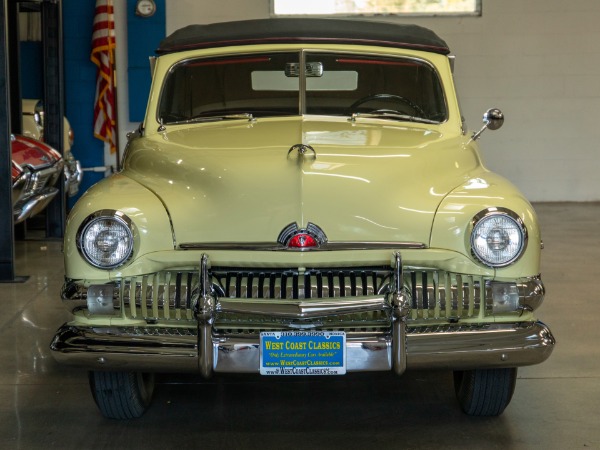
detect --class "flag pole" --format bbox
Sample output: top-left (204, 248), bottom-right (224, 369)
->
top-left (91, 0), bottom-right (119, 172)
top-left (110, 15), bottom-right (120, 170)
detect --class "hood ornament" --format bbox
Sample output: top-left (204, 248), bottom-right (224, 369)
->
top-left (278, 222), bottom-right (328, 250)
top-left (287, 144), bottom-right (317, 159)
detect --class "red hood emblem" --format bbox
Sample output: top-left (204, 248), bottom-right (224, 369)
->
top-left (288, 233), bottom-right (318, 248)
top-left (277, 222), bottom-right (327, 250)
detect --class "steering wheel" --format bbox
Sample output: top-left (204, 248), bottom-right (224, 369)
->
top-left (349, 94), bottom-right (426, 118)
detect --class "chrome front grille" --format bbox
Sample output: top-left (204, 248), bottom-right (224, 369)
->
top-left (120, 266), bottom-right (490, 324)
top-left (407, 271), bottom-right (490, 320)
top-left (210, 266), bottom-right (391, 300)
top-left (121, 271), bottom-right (199, 321)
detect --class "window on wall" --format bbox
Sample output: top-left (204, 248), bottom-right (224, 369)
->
top-left (272, 0), bottom-right (480, 16)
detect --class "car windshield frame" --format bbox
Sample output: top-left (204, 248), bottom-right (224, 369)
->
top-left (157, 49), bottom-right (448, 125)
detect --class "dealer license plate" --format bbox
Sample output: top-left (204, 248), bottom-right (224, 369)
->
top-left (260, 331), bottom-right (346, 375)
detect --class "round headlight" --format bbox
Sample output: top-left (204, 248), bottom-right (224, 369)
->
top-left (78, 211), bottom-right (134, 269)
top-left (470, 208), bottom-right (527, 267)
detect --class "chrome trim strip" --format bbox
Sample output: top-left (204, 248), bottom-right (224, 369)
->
top-left (51, 321), bottom-right (555, 373)
top-left (217, 295), bottom-right (389, 318)
top-left (178, 241), bottom-right (427, 251)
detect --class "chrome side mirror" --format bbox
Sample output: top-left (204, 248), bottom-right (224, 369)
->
top-left (472, 108), bottom-right (504, 141)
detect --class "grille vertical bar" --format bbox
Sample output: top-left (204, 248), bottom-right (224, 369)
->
top-left (121, 270), bottom-right (198, 322)
top-left (210, 267), bottom-right (391, 300)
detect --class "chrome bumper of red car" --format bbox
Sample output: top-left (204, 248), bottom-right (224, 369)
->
top-left (13, 187), bottom-right (58, 224)
top-left (50, 321), bottom-right (555, 374)
top-left (12, 171), bottom-right (30, 207)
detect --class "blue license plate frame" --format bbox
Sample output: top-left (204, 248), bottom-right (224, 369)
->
top-left (260, 331), bottom-right (346, 375)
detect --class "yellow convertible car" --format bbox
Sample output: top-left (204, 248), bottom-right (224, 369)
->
top-left (51, 18), bottom-right (555, 419)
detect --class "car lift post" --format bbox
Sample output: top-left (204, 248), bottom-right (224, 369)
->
top-left (0, 0), bottom-right (17, 283)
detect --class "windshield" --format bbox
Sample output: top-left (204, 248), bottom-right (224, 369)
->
top-left (158, 51), bottom-right (447, 124)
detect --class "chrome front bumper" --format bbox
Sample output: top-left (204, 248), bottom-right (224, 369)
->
top-left (51, 253), bottom-right (555, 375)
top-left (50, 321), bottom-right (555, 375)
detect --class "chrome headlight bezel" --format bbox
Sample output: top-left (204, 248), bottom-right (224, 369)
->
top-left (470, 208), bottom-right (527, 268)
top-left (77, 210), bottom-right (135, 269)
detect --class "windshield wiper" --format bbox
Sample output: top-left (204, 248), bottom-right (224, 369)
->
top-left (349, 112), bottom-right (439, 125)
top-left (166, 113), bottom-right (255, 126)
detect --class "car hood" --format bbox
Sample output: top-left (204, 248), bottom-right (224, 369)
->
top-left (125, 117), bottom-right (479, 246)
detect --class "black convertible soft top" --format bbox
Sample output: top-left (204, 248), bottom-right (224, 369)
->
top-left (157, 18), bottom-right (450, 55)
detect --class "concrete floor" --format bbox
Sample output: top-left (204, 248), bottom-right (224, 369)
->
top-left (0, 202), bottom-right (598, 449)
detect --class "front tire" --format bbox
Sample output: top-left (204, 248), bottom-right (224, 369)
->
top-left (453, 368), bottom-right (517, 416)
top-left (89, 371), bottom-right (155, 419)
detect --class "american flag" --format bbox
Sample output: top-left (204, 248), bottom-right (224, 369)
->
top-left (91, 0), bottom-right (117, 154)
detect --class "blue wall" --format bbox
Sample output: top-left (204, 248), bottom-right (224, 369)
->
top-left (63, 0), bottom-right (105, 205)
top-left (127, 0), bottom-right (166, 122)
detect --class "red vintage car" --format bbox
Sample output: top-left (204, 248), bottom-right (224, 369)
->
top-left (22, 99), bottom-right (83, 197)
top-left (11, 134), bottom-right (64, 224)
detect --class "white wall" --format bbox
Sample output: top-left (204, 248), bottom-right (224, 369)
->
top-left (117, 0), bottom-right (600, 201)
